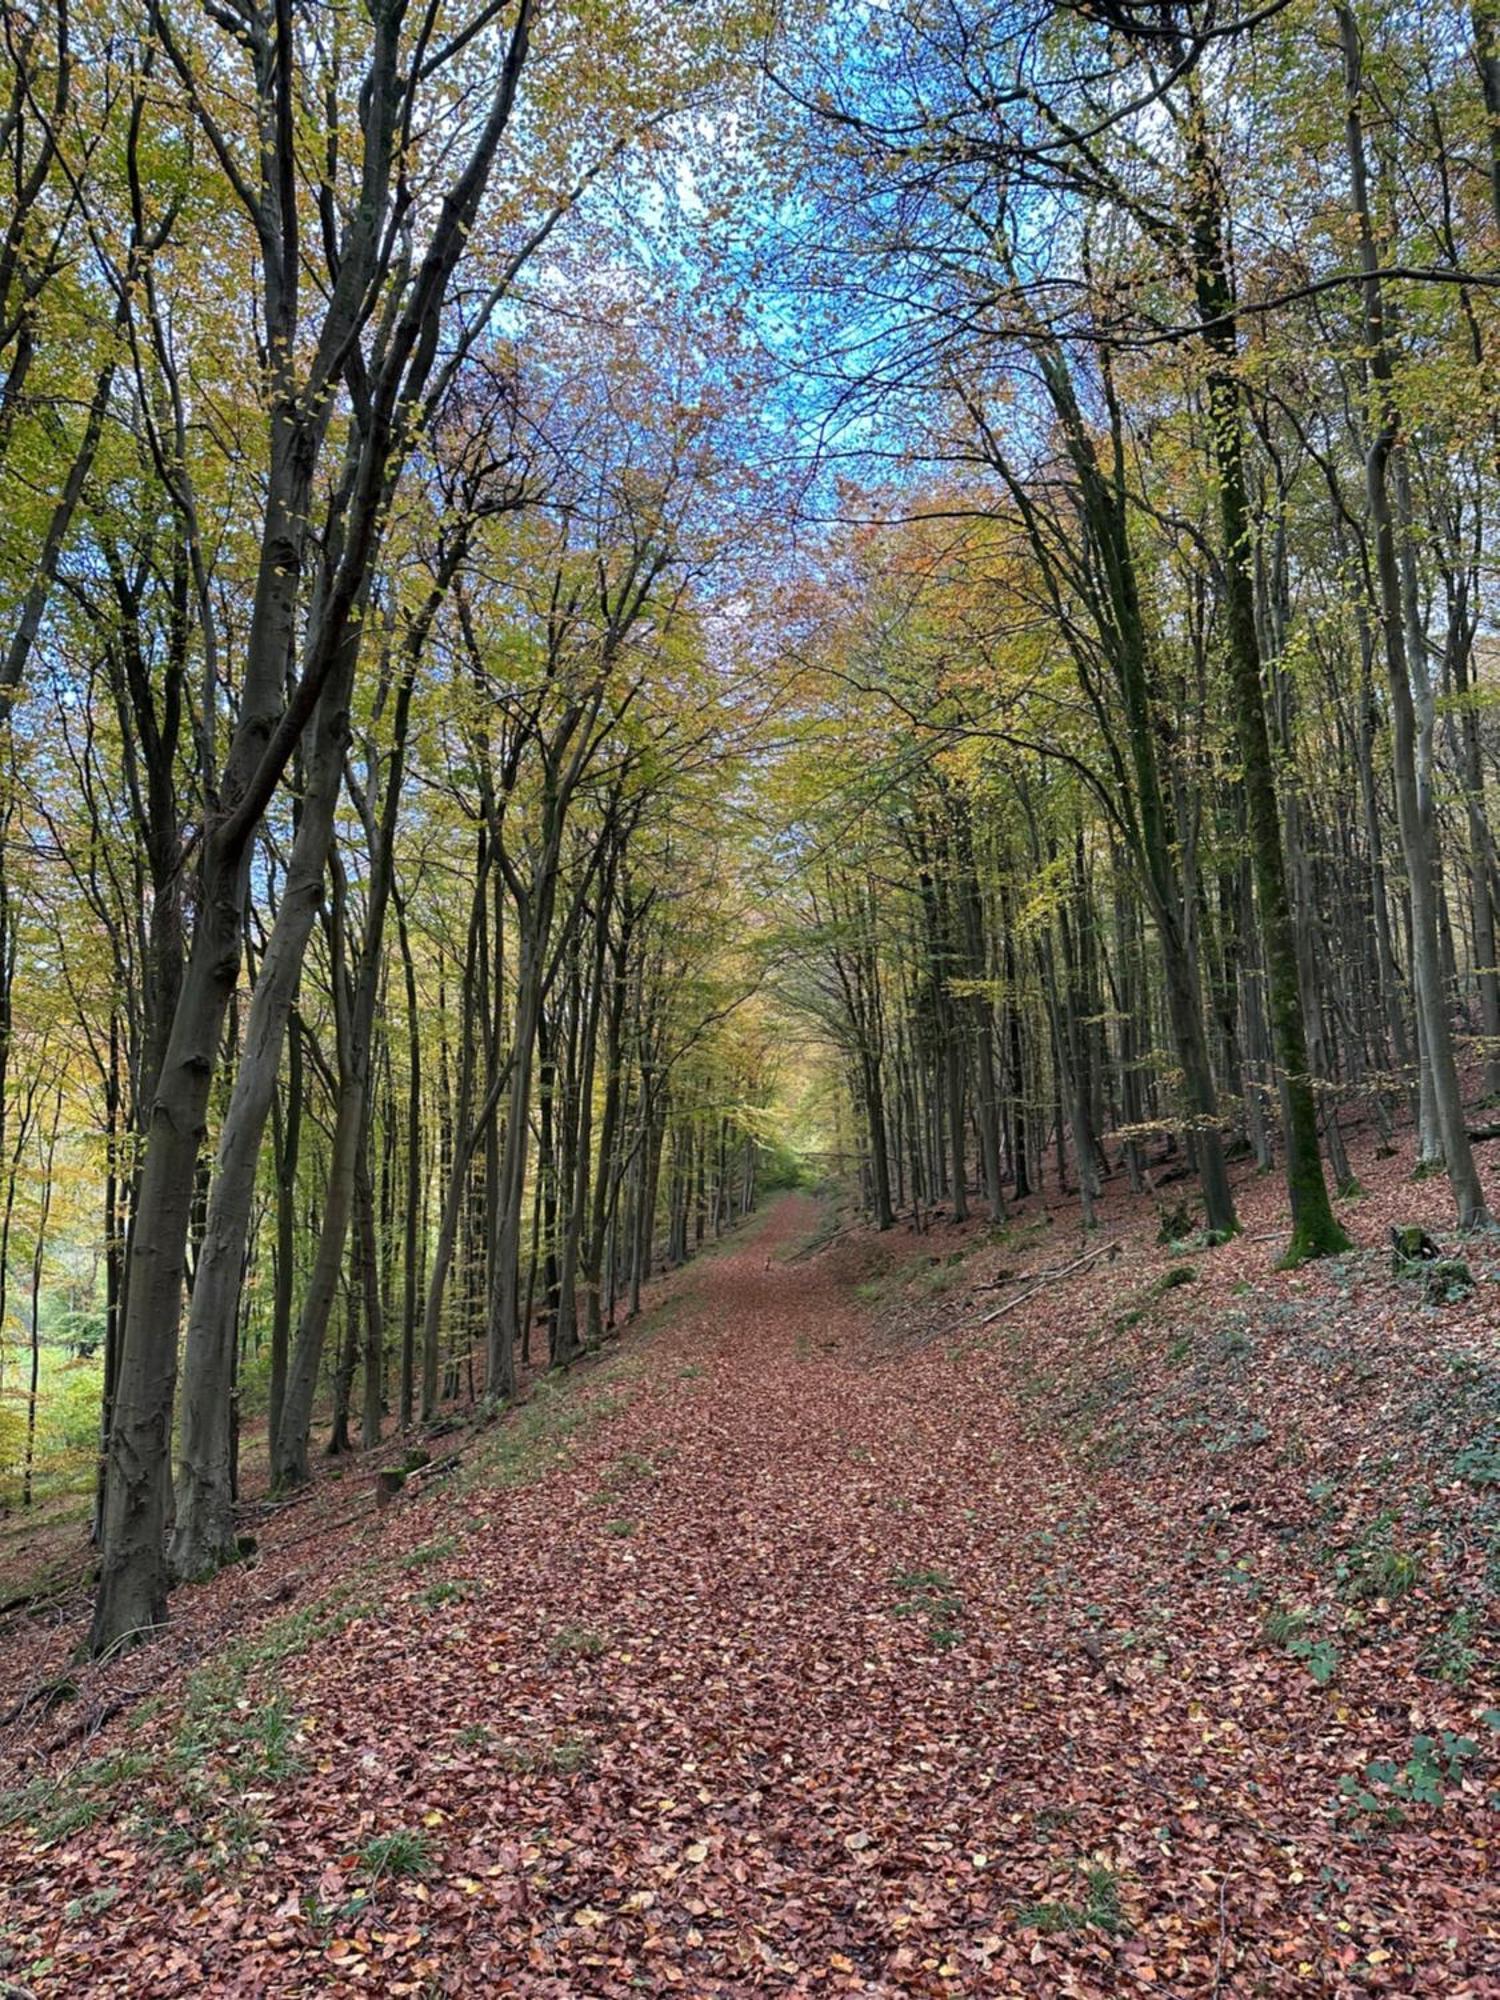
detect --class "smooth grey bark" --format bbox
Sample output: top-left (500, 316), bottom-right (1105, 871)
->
top-left (274, 850), bottom-right (365, 1487)
top-left (1183, 90), bottom-right (1347, 1261)
top-left (978, 331), bottom-right (1238, 1238)
top-left (483, 671), bottom-right (619, 1398)
top-left (1449, 628), bottom-right (1500, 1098)
top-left (485, 897), bottom-right (551, 1403)
top-left (357, 1150), bottom-right (385, 1449)
top-left (582, 878), bottom-right (638, 1342)
top-left (1352, 599), bottom-right (1415, 1099)
top-left (822, 869), bottom-right (894, 1229)
top-left (168, 656), bottom-right (354, 1578)
top-left (554, 847), bottom-right (612, 1363)
top-left (91, 0), bottom-right (403, 1648)
top-left (395, 886), bottom-right (422, 1425)
top-left (954, 808), bottom-right (1005, 1219)
top-left (268, 1012), bottom-right (301, 1451)
top-left (419, 856), bottom-right (493, 1423)
top-left (271, 646), bottom-right (420, 1487)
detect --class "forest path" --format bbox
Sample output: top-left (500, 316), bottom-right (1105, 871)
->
top-left (5, 1185), bottom-right (1495, 1995)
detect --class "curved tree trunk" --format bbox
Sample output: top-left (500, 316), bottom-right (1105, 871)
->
top-left (169, 660), bottom-right (353, 1579)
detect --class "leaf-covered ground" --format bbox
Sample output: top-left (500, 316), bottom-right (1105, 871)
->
top-left (2, 1140), bottom-right (1499, 1995)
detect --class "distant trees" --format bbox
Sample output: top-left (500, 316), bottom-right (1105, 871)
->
top-left (764, 0), bottom-right (1500, 1253)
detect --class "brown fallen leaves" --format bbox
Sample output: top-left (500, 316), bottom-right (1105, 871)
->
top-left (1, 1133), bottom-right (1498, 1996)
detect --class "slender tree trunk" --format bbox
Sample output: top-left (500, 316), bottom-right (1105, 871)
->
top-left (21, 1089), bottom-right (60, 1508)
top-left (169, 663), bottom-right (353, 1579)
top-left (583, 888), bottom-right (634, 1341)
top-left (396, 888), bottom-right (422, 1424)
top-left (88, 0), bottom-right (539, 1655)
top-left (268, 1016), bottom-right (301, 1456)
top-left (1187, 101), bottom-right (1347, 1261)
top-left (556, 883), bottom-right (607, 1362)
top-left (419, 864), bottom-right (497, 1420)
top-left (1019, 336), bottom-right (1238, 1238)
top-left (486, 916), bottom-right (547, 1403)
top-left (358, 1153), bottom-right (384, 1449)
top-left (1338, 4), bottom-right (1491, 1226)
top-left (1472, 1), bottom-right (1500, 231)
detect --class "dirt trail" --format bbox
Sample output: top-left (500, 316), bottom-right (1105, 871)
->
top-left (2, 1189), bottom-right (1495, 1996)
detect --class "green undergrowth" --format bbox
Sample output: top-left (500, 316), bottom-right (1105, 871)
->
top-left (0, 1582), bottom-right (377, 1874)
top-left (856, 1248), bottom-right (969, 1308)
top-left (2, 1217), bottom-right (747, 1892)
top-left (456, 1266), bottom-right (707, 1494)
top-left (1336, 1720), bottom-right (1499, 1827)
top-left (853, 1221), bottom-right (1011, 1309)
top-left (891, 1564), bottom-right (965, 1650)
top-left (457, 1372), bottom-right (631, 1495)
top-left (776, 1193), bottom-right (849, 1263)
top-left (1016, 1862), bottom-right (1128, 1937)
top-left (0, 1493), bottom-right (96, 1610)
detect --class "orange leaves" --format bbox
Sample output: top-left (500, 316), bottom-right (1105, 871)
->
top-left (4, 1163), bottom-right (1500, 1992)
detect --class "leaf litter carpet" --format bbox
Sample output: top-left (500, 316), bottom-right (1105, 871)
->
top-left (1, 1172), bottom-right (1498, 1996)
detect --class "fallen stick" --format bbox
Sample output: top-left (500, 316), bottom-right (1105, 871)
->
top-left (44, 1689), bottom-right (141, 1754)
top-left (0, 1567), bottom-right (93, 1632)
top-left (972, 1244), bottom-right (1112, 1293)
top-left (783, 1222), bottom-right (860, 1264)
top-left (972, 1268), bottom-right (1022, 1293)
top-left (964, 1239), bottom-right (1123, 1330)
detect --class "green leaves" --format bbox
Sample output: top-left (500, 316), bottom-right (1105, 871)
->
top-left (1287, 1635), bottom-right (1339, 1687)
top-left (1338, 1730), bottom-right (1483, 1824)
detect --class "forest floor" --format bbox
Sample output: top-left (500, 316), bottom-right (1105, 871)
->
top-left (2, 1134), bottom-right (1500, 1996)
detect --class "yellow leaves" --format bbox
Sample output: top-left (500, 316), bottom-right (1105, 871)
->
top-left (1015, 853), bottom-right (1073, 939)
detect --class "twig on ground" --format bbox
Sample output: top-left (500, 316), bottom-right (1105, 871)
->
top-left (964, 1239), bottom-right (1123, 1330)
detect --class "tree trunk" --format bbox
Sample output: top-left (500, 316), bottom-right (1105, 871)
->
top-left (1186, 97), bottom-right (1347, 1261)
top-left (396, 888), bottom-right (422, 1424)
top-left (1338, 3), bottom-right (1492, 1227)
top-left (169, 661), bottom-right (353, 1580)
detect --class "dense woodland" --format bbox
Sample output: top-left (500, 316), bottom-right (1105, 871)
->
top-left (0, 0), bottom-right (1498, 1679)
